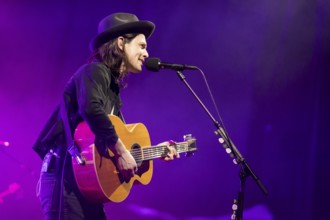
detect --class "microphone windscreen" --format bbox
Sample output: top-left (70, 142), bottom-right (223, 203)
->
top-left (145, 58), bottom-right (160, 72)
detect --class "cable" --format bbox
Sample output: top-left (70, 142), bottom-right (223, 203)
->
top-left (196, 68), bottom-right (231, 129)
top-left (195, 67), bottom-right (239, 159)
top-left (58, 150), bottom-right (69, 220)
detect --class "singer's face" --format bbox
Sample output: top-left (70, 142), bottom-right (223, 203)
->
top-left (123, 34), bottom-right (149, 73)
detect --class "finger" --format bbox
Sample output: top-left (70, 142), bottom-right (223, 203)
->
top-left (124, 170), bottom-right (134, 181)
top-left (165, 147), bottom-right (173, 159)
top-left (163, 156), bottom-right (172, 161)
top-left (168, 140), bottom-right (176, 145)
top-left (130, 166), bottom-right (137, 177)
top-left (168, 146), bottom-right (178, 159)
top-left (169, 147), bottom-right (178, 158)
top-left (121, 167), bottom-right (135, 180)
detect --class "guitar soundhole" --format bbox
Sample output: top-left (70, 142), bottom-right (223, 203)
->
top-left (130, 143), bottom-right (150, 178)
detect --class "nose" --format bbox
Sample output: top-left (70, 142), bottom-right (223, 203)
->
top-left (143, 49), bottom-right (149, 58)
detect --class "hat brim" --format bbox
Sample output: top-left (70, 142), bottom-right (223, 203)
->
top-left (90, 21), bottom-right (155, 51)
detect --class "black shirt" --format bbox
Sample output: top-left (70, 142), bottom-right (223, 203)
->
top-left (33, 62), bottom-right (122, 159)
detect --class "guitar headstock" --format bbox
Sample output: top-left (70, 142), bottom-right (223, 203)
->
top-left (183, 134), bottom-right (197, 157)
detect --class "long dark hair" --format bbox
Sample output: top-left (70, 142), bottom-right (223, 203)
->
top-left (88, 33), bottom-right (139, 84)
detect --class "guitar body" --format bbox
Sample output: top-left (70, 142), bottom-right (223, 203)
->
top-left (73, 115), bottom-right (153, 203)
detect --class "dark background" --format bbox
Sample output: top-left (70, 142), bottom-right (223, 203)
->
top-left (0, 0), bottom-right (329, 219)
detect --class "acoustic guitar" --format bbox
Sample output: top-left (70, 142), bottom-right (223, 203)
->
top-left (73, 115), bottom-right (197, 203)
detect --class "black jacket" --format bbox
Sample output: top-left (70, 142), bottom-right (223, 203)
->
top-left (33, 62), bottom-right (122, 159)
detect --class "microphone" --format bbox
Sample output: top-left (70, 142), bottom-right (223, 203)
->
top-left (145, 57), bottom-right (198, 72)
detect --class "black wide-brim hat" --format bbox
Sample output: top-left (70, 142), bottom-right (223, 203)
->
top-left (90, 12), bottom-right (155, 51)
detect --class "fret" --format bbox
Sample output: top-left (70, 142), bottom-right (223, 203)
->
top-left (130, 142), bottom-right (194, 161)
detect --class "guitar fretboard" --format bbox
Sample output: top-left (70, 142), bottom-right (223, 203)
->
top-left (130, 142), bottom-right (193, 161)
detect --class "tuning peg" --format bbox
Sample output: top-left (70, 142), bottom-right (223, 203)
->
top-left (183, 134), bottom-right (193, 141)
top-left (185, 152), bottom-right (195, 157)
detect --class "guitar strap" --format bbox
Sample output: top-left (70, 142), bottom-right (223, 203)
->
top-left (60, 96), bottom-right (85, 165)
top-left (119, 110), bottom-right (126, 124)
top-left (111, 105), bottom-right (126, 124)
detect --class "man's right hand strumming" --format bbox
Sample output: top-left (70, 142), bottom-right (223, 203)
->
top-left (111, 138), bottom-right (137, 180)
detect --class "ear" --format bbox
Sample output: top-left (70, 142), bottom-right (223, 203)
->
top-left (117, 36), bottom-right (124, 50)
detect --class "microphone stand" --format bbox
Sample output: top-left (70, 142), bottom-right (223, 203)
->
top-left (175, 70), bottom-right (268, 220)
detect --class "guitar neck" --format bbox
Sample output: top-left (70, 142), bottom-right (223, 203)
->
top-left (130, 142), bottom-right (192, 161)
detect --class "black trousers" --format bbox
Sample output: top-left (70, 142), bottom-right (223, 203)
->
top-left (36, 150), bottom-right (107, 220)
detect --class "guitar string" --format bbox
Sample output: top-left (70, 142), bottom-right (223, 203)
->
top-left (130, 146), bottom-right (181, 159)
top-left (107, 142), bottom-right (193, 160)
top-left (129, 144), bottom-right (187, 156)
top-left (129, 143), bottom-right (190, 160)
